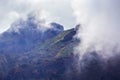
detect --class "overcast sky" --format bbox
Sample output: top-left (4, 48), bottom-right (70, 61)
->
top-left (0, 0), bottom-right (76, 33)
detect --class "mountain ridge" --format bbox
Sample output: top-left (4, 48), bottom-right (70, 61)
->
top-left (0, 16), bottom-right (64, 54)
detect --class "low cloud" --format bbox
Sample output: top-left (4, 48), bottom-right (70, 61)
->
top-left (71, 0), bottom-right (120, 58)
top-left (0, 0), bottom-right (76, 33)
top-left (70, 0), bottom-right (120, 79)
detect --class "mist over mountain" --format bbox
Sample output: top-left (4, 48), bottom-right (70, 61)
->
top-left (0, 15), bottom-right (80, 80)
top-left (0, 11), bottom-right (120, 80)
top-left (0, 15), bottom-right (64, 54)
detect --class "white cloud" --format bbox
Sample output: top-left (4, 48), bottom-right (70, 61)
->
top-left (0, 0), bottom-right (76, 33)
top-left (71, 0), bottom-right (120, 58)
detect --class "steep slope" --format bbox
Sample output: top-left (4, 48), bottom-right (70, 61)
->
top-left (29, 28), bottom-right (79, 58)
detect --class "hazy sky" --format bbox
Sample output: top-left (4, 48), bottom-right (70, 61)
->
top-left (0, 0), bottom-right (76, 33)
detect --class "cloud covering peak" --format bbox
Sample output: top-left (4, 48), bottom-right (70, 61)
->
top-left (71, 0), bottom-right (120, 58)
top-left (0, 0), bottom-right (76, 33)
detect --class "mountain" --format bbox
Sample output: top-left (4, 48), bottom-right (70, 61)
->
top-left (0, 15), bottom-right (80, 80)
top-left (0, 29), bottom-right (79, 80)
top-left (0, 18), bottom-right (120, 80)
top-left (0, 16), bottom-right (64, 54)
